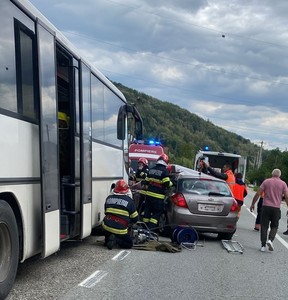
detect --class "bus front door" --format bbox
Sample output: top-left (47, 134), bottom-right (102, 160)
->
top-left (80, 62), bottom-right (92, 239)
top-left (37, 21), bottom-right (60, 258)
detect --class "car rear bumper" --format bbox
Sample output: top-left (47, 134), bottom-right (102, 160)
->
top-left (167, 207), bottom-right (238, 233)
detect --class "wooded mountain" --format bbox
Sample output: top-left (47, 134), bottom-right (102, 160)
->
top-left (114, 82), bottom-right (262, 170)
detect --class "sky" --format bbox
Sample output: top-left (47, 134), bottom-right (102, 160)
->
top-left (28, 0), bottom-right (288, 151)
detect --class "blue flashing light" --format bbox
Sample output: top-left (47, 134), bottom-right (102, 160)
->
top-left (203, 146), bottom-right (209, 151)
top-left (146, 139), bottom-right (162, 146)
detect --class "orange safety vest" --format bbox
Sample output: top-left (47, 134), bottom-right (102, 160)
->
top-left (225, 170), bottom-right (236, 196)
top-left (233, 183), bottom-right (247, 201)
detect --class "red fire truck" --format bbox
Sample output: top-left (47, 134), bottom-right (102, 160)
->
top-left (129, 140), bottom-right (165, 172)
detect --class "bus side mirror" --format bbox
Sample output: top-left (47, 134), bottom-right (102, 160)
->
top-left (117, 104), bottom-right (143, 140)
top-left (117, 105), bottom-right (126, 140)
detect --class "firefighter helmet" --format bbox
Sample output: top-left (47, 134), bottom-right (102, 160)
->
top-left (156, 154), bottom-right (169, 166)
top-left (114, 179), bottom-right (130, 194)
top-left (138, 157), bottom-right (148, 166)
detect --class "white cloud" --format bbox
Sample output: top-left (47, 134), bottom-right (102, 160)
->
top-left (29, 0), bottom-right (288, 150)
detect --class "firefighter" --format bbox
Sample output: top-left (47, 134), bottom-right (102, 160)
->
top-left (102, 179), bottom-right (138, 250)
top-left (143, 154), bottom-right (173, 230)
top-left (135, 157), bottom-right (149, 214)
top-left (135, 157), bottom-right (149, 182)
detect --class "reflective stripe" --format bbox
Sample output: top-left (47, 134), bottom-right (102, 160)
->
top-left (162, 177), bottom-right (170, 183)
top-left (147, 178), bottom-right (162, 184)
top-left (143, 217), bottom-right (158, 225)
top-left (146, 191), bottom-right (165, 199)
top-left (106, 208), bottom-right (129, 217)
top-left (102, 223), bottom-right (128, 235)
top-left (149, 218), bottom-right (158, 225)
top-left (130, 211), bottom-right (138, 218)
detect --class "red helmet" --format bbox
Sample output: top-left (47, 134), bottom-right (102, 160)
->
top-left (138, 157), bottom-right (148, 166)
top-left (114, 179), bottom-right (130, 194)
top-left (158, 154), bottom-right (169, 164)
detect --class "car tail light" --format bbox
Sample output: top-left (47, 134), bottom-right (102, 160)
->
top-left (171, 193), bottom-right (188, 208)
top-left (230, 199), bottom-right (239, 212)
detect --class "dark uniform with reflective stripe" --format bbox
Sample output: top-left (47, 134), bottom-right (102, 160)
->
top-left (102, 194), bottom-right (138, 248)
top-left (135, 165), bottom-right (149, 213)
top-left (135, 165), bottom-right (149, 183)
top-left (143, 163), bottom-right (173, 229)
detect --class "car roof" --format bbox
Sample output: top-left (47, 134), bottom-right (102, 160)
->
top-left (171, 164), bottom-right (225, 182)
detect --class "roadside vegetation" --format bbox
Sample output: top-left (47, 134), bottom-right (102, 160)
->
top-left (114, 82), bottom-right (288, 186)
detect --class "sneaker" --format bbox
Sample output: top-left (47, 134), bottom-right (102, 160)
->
top-left (254, 227), bottom-right (260, 231)
top-left (266, 240), bottom-right (274, 251)
top-left (107, 234), bottom-right (116, 250)
top-left (260, 246), bottom-right (266, 252)
top-left (283, 230), bottom-right (288, 235)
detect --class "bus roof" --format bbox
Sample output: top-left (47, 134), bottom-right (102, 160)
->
top-left (17, 0), bottom-right (126, 102)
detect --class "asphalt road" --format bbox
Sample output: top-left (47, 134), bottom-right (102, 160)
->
top-left (7, 189), bottom-right (288, 300)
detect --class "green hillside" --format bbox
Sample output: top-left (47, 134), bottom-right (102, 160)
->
top-left (114, 82), bottom-right (261, 171)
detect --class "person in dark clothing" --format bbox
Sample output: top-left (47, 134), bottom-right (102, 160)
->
top-left (233, 172), bottom-right (248, 217)
top-left (254, 180), bottom-right (264, 231)
top-left (102, 179), bottom-right (138, 250)
top-left (135, 157), bottom-right (149, 183)
top-left (143, 154), bottom-right (173, 230)
top-left (197, 157), bottom-right (208, 174)
top-left (234, 173), bottom-right (248, 207)
top-left (254, 195), bottom-right (263, 231)
top-left (134, 158), bottom-right (149, 213)
top-left (283, 211), bottom-right (288, 235)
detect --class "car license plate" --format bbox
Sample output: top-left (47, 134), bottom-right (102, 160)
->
top-left (198, 204), bottom-right (223, 212)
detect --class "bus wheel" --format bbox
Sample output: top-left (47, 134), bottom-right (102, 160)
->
top-left (0, 200), bottom-right (19, 300)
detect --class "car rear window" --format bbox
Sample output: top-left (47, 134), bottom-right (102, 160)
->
top-left (179, 178), bottom-right (232, 196)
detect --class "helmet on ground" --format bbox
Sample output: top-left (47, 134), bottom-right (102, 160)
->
top-left (138, 157), bottom-right (148, 166)
top-left (114, 179), bottom-right (130, 194)
top-left (156, 154), bottom-right (169, 166)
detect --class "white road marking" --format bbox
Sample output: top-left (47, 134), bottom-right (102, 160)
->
top-left (79, 270), bottom-right (108, 288)
top-left (244, 203), bottom-right (288, 250)
top-left (78, 250), bottom-right (131, 288)
top-left (112, 250), bottom-right (131, 261)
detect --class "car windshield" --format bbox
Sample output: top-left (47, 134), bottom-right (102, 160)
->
top-left (179, 178), bottom-right (232, 196)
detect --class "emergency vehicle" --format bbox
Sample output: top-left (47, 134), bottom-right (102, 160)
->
top-left (194, 150), bottom-right (247, 180)
top-left (129, 140), bottom-right (165, 171)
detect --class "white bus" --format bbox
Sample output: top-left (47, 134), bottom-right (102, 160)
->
top-left (0, 0), bottom-right (143, 298)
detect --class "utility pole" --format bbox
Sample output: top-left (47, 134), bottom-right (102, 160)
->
top-left (256, 141), bottom-right (263, 169)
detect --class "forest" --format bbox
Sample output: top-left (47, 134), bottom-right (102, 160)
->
top-left (114, 82), bottom-right (287, 185)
